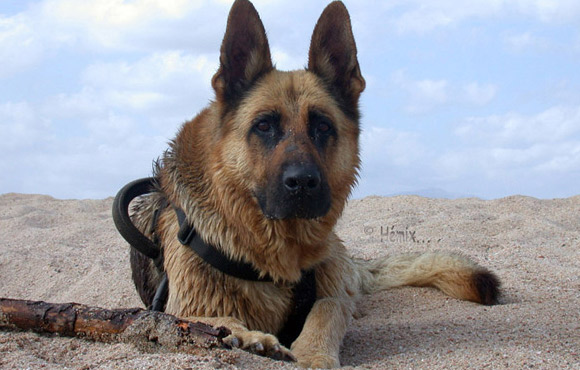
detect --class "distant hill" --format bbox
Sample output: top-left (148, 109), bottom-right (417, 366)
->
top-left (386, 188), bottom-right (478, 199)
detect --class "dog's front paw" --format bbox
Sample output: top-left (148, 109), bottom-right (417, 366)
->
top-left (224, 329), bottom-right (295, 362)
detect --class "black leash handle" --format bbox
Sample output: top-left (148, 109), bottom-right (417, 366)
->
top-left (151, 273), bottom-right (169, 311)
top-left (112, 177), bottom-right (160, 260)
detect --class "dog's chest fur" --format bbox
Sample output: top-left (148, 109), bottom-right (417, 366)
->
top-left (160, 215), bottom-right (296, 333)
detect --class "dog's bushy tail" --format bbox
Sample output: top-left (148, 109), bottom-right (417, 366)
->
top-left (356, 252), bottom-right (500, 305)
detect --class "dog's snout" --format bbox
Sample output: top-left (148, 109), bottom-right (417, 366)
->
top-left (257, 161), bottom-right (330, 220)
top-left (283, 164), bottom-right (321, 192)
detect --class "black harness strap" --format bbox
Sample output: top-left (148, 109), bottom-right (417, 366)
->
top-left (114, 177), bottom-right (317, 346)
top-left (174, 207), bottom-right (272, 282)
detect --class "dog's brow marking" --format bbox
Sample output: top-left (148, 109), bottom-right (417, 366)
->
top-left (286, 76), bottom-right (301, 118)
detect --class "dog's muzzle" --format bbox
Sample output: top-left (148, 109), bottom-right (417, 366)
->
top-left (258, 162), bottom-right (331, 220)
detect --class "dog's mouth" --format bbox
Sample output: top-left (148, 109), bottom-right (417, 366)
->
top-left (256, 188), bottom-right (331, 220)
top-left (261, 200), bottom-right (331, 221)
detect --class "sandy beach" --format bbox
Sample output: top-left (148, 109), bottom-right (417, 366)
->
top-left (1, 193), bottom-right (578, 369)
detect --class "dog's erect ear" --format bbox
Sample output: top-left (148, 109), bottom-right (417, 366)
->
top-left (212, 0), bottom-right (273, 103)
top-left (308, 1), bottom-right (365, 115)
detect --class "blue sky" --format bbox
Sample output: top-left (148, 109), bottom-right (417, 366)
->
top-left (1, 0), bottom-right (579, 200)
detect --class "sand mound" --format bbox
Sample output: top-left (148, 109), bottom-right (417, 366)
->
top-left (1, 193), bottom-right (578, 369)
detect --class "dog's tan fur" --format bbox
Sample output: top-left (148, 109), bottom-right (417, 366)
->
top-left (129, 1), bottom-right (500, 367)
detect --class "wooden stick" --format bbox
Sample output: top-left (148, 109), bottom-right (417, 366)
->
top-left (0, 298), bottom-right (228, 354)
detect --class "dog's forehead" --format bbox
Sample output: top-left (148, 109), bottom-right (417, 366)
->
top-left (241, 70), bottom-right (339, 118)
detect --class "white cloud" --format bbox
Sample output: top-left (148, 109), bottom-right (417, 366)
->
top-left (533, 142), bottom-right (580, 172)
top-left (413, 80), bottom-right (449, 105)
top-left (391, 0), bottom-right (504, 34)
top-left (38, 0), bottom-right (206, 49)
top-left (390, 0), bottom-right (580, 34)
top-left (1, 49), bottom-right (222, 198)
top-left (0, 0), bottom-right (227, 78)
top-left (361, 126), bottom-right (426, 167)
top-left (456, 105), bottom-right (580, 145)
top-left (354, 125), bottom-right (430, 197)
top-left (0, 100), bottom-right (169, 198)
top-left (438, 105), bottom-right (580, 187)
top-left (84, 112), bottom-right (137, 141)
top-left (271, 48), bottom-right (306, 71)
top-left (423, 105), bottom-right (580, 199)
top-left (39, 51), bottom-right (218, 126)
top-left (0, 101), bottom-right (51, 150)
top-left (1, 0), bottom-right (579, 200)
top-left (3, 0), bottom-right (579, 80)
top-left (514, 0), bottom-right (580, 23)
top-left (462, 82), bottom-right (498, 106)
top-left (392, 70), bottom-right (448, 113)
top-left (42, 0), bottom-right (200, 26)
top-left (504, 31), bottom-right (552, 53)
top-left (392, 70), bottom-right (497, 113)
top-left (0, 14), bottom-right (47, 77)
top-left (81, 51), bottom-right (216, 91)
top-left (438, 141), bottom-right (580, 182)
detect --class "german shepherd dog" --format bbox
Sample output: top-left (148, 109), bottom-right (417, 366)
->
top-left (127, 0), bottom-right (500, 367)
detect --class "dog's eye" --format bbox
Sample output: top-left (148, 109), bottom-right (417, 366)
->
top-left (252, 113), bottom-right (279, 135)
top-left (316, 121), bottom-right (331, 133)
top-left (256, 121), bottom-right (272, 132)
top-left (308, 111), bottom-right (336, 149)
top-left (311, 115), bottom-right (334, 137)
top-left (250, 113), bottom-right (282, 150)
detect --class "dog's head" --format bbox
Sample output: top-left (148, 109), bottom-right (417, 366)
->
top-left (210, 0), bottom-right (365, 222)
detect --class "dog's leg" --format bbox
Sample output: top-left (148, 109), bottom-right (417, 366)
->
top-left (183, 316), bottom-right (295, 361)
top-left (286, 236), bottom-right (361, 368)
top-left (289, 296), bottom-right (354, 368)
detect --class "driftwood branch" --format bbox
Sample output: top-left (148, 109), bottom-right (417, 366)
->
top-left (0, 298), bottom-right (228, 355)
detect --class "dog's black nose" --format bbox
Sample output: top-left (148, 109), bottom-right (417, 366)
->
top-left (283, 164), bottom-right (321, 192)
